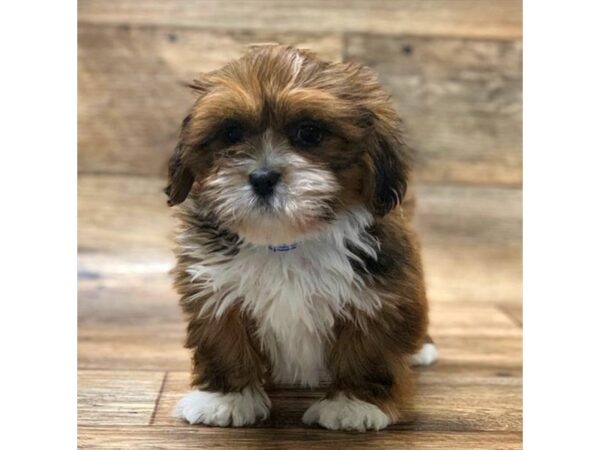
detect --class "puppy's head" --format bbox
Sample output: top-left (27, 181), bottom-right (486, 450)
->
top-left (165, 45), bottom-right (410, 245)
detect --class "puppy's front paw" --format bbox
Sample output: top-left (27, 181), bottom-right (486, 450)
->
top-left (302, 393), bottom-right (390, 431)
top-left (172, 387), bottom-right (270, 427)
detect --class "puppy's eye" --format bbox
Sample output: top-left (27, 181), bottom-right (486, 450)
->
top-left (220, 122), bottom-right (245, 145)
top-left (291, 122), bottom-right (324, 148)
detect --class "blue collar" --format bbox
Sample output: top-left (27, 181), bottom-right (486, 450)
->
top-left (267, 242), bottom-right (299, 253)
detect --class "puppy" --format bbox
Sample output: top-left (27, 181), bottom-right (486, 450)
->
top-left (166, 45), bottom-right (437, 431)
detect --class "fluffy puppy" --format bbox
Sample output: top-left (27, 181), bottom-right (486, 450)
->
top-left (166, 45), bottom-right (437, 431)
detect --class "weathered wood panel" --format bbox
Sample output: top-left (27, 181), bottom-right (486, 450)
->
top-left (78, 323), bottom-right (188, 370)
top-left (78, 300), bottom-right (521, 371)
top-left (78, 24), bottom-right (342, 176)
top-left (498, 303), bottom-right (523, 327)
top-left (77, 175), bottom-right (172, 274)
top-left (345, 34), bottom-right (522, 185)
top-left (79, 25), bottom-right (521, 184)
top-left (76, 367), bottom-right (521, 434)
top-left (429, 303), bottom-right (519, 337)
top-left (78, 175), bottom-right (522, 302)
top-left (78, 0), bottom-right (522, 40)
top-left (153, 370), bottom-right (521, 431)
top-left (78, 370), bottom-right (165, 425)
top-left (78, 275), bottom-right (180, 325)
top-left (77, 3), bottom-right (522, 447)
top-left (415, 184), bottom-right (522, 303)
top-left (78, 426), bottom-right (522, 450)
top-left (79, 271), bottom-right (518, 337)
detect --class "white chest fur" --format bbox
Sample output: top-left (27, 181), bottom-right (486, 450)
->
top-left (187, 207), bottom-right (380, 387)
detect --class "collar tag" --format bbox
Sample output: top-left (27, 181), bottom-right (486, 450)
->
top-left (267, 242), bottom-right (298, 253)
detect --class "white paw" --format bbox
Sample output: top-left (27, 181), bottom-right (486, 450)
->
top-left (302, 393), bottom-right (390, 431)
top-left (172, 386), bottom-right (270, 427)
top-left (410, 342), bottom-right (438, 366)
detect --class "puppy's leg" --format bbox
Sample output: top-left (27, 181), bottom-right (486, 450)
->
top-left (173, 305), bottom-right (270, 427)
top-left (303, 315), bottom-right (418, 431)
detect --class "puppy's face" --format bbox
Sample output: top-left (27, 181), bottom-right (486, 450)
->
top-left (166, 46), bottom-right (409, 245)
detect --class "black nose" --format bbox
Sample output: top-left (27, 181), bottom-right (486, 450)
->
top-left (249, 168), bottom-right (281, 197)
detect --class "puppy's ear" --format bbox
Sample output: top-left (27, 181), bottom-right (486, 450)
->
top-left (365, 113), bottom-right (411, 216)
top-left (164, 115), bottom-right (194, 206)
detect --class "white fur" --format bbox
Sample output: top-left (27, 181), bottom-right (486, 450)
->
top-left (410, 342), bottom-right (438, 366)
top-left (173, 387), bottom-right (270, 426)
top-left (302, 393), bottom-right (390, 431)
top-left (238, 131), bottom-right (341, 244)
top-left (199, 129), bottom-right (341, 245)
top-left (183, 206), bottom-right (380, 387)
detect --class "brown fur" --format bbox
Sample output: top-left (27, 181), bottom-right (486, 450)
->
top-left (328, 208), bottom-right (428, 421)
top-left (167, 45), bottom-right (430, 428)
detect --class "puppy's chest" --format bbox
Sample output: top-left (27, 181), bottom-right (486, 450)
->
top-left (225, 243), bottom-right (365, 386)
top-left (190, 208), bottom-right (381, 386)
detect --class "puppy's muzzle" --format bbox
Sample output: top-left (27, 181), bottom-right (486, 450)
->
top-left (249, 168), bottom-right (281, 198)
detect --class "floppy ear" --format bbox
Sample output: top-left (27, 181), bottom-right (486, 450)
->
top-left (365, 118), bottom-right (411, 216)
top-left (164, 115), bottom-right (194, 206)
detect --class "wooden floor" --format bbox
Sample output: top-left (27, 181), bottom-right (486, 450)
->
top-left (78, 175), bottom-right (522, 449)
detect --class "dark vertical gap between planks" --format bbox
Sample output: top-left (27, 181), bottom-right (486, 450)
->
top-left (150, 371), bottom-right (169, 425)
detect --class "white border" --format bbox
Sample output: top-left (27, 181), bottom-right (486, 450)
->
top-left (525, 1), bottom-right (600, 448)
top-left (0, 0), bottom-right (76, 448)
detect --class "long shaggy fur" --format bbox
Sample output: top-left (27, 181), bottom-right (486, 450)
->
top-left (166, 45), bottom-right (434, 431)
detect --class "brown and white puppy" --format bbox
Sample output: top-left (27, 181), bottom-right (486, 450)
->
top-left (166, 45), bottom-right (437, 432)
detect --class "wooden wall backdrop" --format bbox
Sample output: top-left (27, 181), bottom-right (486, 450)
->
top-left (78, 1), bottom-right (522, 448)
top-left (78, 0), bottom-right (522, 185)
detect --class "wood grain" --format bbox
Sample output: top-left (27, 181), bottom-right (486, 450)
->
top-left (78, 291), bottom-right (521, 371)
top-left (77, 2), bottom-right (522, 447)
top-left (78, 275), bottom-right (180, 325)
top-left (78, 175), bottom-right (522, 303)
top-left (346, 34), bottom-right (522, 185)
top-left (153, 369), bottom-right (521, 432)
top-left (415, 184), bottom-right (522, 303)
top-left (79, 426), bottom-right (522, 449)
top-left (498, 303), bottom-right (523, 327)
top-left (78, 175), bottom-right (172, 274)
top-left (78, 24), bottom-right (522, 185)
top-left (76, 366), bottom-right (521, 436)
top-left (78, 24), bottom-right (342, 177)
top-left (78, 270), bottom-right (518, 335)
top-left (78, 323), bottom-right (188, 370)
top-left (78, 370), bottom-right (165, 425)
top-left (435, 335), bottom-right (521, 371)
top-left (429, 303), bottom-right (520, 337)
top-left (78, 0), bottom-right (522, 40)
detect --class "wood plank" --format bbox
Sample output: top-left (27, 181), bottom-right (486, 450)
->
top-left (78, 299), bottom-right (521, 372)
top-left (78, 269), bottom-right (519, 336)
top-left (414, 184), bottom-right (522, 304)
top-left (79, 23), bottom-right (522, 185)
top-left (78, 175), bottom-right (522, 304)
top-left (78, 24), bottom-right (342, 177)
top-left (78, 276), bottom-right (180, 326)
top-left (346, 34), bottom-right (522, 186)
top-left (154, 370), bottom-right (521, 432)
top-left (498, 303), bottom-right (523, 327)
top-left (78, 370), bottom-right (165, 425)
top-left (78, 426), bottom-right (522, 449)
top-left (77, 301), bottom-right (522, 370)
top-left (78, 322), bottom-right (521, 372)
top-left (429, 303), bottom-right (520, 337)
top-left (434, 335), bottom-right (521, 371)
top-left (78, 323), bottom-right (188, 370)
top-left (78, 0), bottom-right (522, 40)
top-left (78, 175), bottom-right (172, 274)
top-left (78, 275), bottom-right (181, 327)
